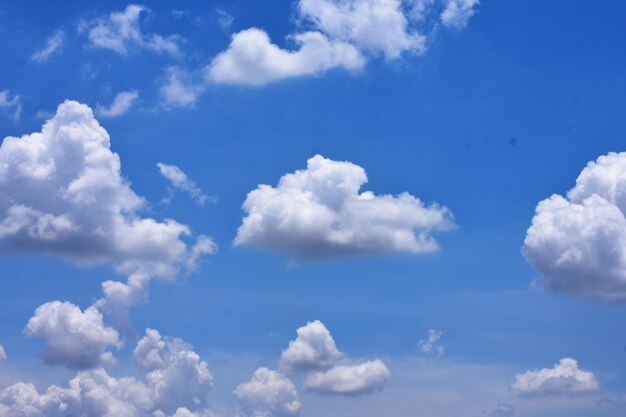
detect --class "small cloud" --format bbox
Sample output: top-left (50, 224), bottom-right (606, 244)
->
top-left (215, 8), bottom-right (234, 32)
top-left (157, 162), bottom-right (214, 206)
top-left (0, 344), bottom-right (6, 361)
top-left (418, 329), bottom-right (445, 357)
top-left (0, 90), bottom-right (21, 122)
top-left (511, 358), bottom-right (599, 397)
top-left (160, 66), bottom-right (204, 108)
top-left (96, 90), bottom-right (139, 118)
top-left (31, 29), bottom-right (65, 62)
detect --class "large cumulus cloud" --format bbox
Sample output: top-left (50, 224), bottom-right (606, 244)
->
top-left (524, 152), bottom-right (626, 301)
top-left (511, 358), bottom-right (599, 397)
top-left (236, 155), bottom-right (454, 259)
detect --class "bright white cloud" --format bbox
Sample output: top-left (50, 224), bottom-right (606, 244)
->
top-left (0, 344), bottom-right (6, 361)
top-left (157, 163), bottom-right (211, 206)
top-left (280, 320), bottom-right (342, 372)
top-left (207, 29), bottom-right (364, 86)
top-left (511, 358), bottom-right (599, 397)
top-left (418, 329), bottom-right (445, 356)
top-left (0, 90), bottom-right (21, 122)
top-left (524, 152), bottom-right (626, 302)
top-left (25, 301), bottom-right (121, 370)
top-left (134, 329), bottom-right (213, 413)
top-left (82, 4), bottom-right (180, 55)
top-left (96, 90), bottom-right (139, 118)
top-left (440, 0), bottom-right (480, 29)
top-left (236, 154), bottom-right (454, 259)
top-left (298, 0), bottom-right (425, 58)
top-left (31, 29), bottom-right (65, 62)
top-left (160, 66), bottom-right (203, 108)
top-left (304, 359), bottom-right (391, 395)
top-left (234, 368), bottom-right (301, 417)
top-left (0, 330), bottom-right (212, 416)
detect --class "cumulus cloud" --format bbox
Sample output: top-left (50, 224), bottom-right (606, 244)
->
top-left (304, 359), bottom-right (390, 395)
top-left (0, 90), bottom-right (21, 122)
top-left (160, 66), bottom-right (204, 108)
top-left (0, 330), bottom-right (213, 416)
top-left (234, 368), bottom-right (301, 417)
top-left (511, 358), bottom-right (599, 397)
top-left (417, 329), bottom-right (445, 356)
top-left (440, 0), bottom-right (480, 29)
top-left (297, 0), bottom-right (425, 58)
top-left (25, 301), bottom-right (121, 370)
top-left (280, 320), bottom-right (390, 396)
top-left (134, 329), bottom-right (213, 413)
top-left (0, 344), bottom-right (6, 361)
top-left (207, 29), bottom-right (364, 86)
top-left (31, 29), bottom-right (65, 62)
top-left (524, 152), bottom-right (626, 302)
top-left (236, 154), bottom-right (454, 259)
top-left (96, 90), bottom-right (139, 118)
top-left (157, 163), bottom-right (212, 206)
top-left (280, 320), bottom-right (342, 372)
top-left (81, 4), bottom-right (180, 55)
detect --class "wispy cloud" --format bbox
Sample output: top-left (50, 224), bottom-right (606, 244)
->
top-left (31, 29), bottom-right (65, 62)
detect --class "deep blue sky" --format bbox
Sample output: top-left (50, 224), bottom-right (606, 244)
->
top-left (1, 1), bottom-right (626, 416)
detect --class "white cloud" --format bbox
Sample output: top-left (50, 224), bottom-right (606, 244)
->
top-left (0, 345), bottom-right (6, 361)
top-left (0, 90), bottom-right (21, 122)
top-left (134, 329), bottom-right (213, 413)
top-left (96, 90), bottom-right (139, 118)
top-left (207, 29), bottom-right (364, 86)
top-left (31, 29), bottom-right (65, 62)
top-left (417, 329), bottom-right (445, 356)
top-left (160, 66), bottom-right (203, 108)
top-left (524, 152), bottom-right (626, 302)
top-left (440, 0), bottom-right (480, 29)
top-left (298, 0), bottom-right (426, 58)
top-left (215, 8), bottom-right (234, 32)
top-left (234, 368), bottom-right (301, 417)
top-left (0, 330), bottom-right (212, 416)
top-left (280, 320), bottom-right (342, 372)
top-left (25, 301), bottom-right (121, 370)
top-left (304, 359), bottom-right (391, 395)
top-left (157, 163), bottom-right (211, 206)
top-left (511, 358), bottom-right (599, 397)
top-left (235, 154), bottom-right (454, 259)
top-left (82, 4), bottom-right (180, 56)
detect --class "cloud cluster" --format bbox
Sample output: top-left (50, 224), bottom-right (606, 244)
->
top-left (25, 301), bottom-right (121, 370)
top-left (96, 90), bottom-right (139, 118)
top-left (0, 90), bottom-right (21, 122)
top-left (511, 358), bottom-right (599, 397)
top-left (234, 368), bottom-right (301, 417)
top-left (158, 163), bottom-right (212, 206)
top-left (0, 330), bottom-right (213, 417)
top-left (236, 155), bottom-right (454, 259)
top-left (417, 329), bottom-right (445, 356)
top-left (524, 152), bottom-right (626, 302)
top-left (81, 4), bottom-right (180, 56)
top-left (440, 0), bottom-right (480, 29)
top-left (280, 320), bottom-right (390, 395)
top-left (31, 29), bottom-right (66, 62)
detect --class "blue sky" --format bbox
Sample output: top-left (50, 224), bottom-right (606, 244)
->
top-left (1, 1), bottom-right (626, 416)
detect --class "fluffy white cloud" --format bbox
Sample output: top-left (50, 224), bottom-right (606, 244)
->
top-left (31, 29), bottom-right (65, 62)
top-left (134, 329), bottom-right (213, 413)
top-left (0, 100), bottom-right (213, 278)
top-left (207, 29), bottom-right (364, 86)
top-left (96, 90), bottom-right (139, 118)
top-left (524, 152), bottom-right (626, 302)
top-left (0, 330), bottom-right (212, 416)
top-left (0, 90), bottom-right (21, 122)
top-left (440, 0), bottom-right (480, 29)
top-left (511, 358), bottom-right (599, 397)
top-left (160, 67), bottom-right (203, 108)
top-left (0, 344), bottom-right (6, 361)
top-left (158, 163), bottom-right (212, 206)
top-left (25, 301), bottom-right (121, 370)
top-left (236, 154), bottom-right (454, 259)
top-left (304, 359), bottom-right (390, 395)
top-left (417, 329), bottom-right (444, 356)
top-left (280, 320), bottom-right (341, 372)
top-left (298, 0), bottom-right (425, 58)
top-left (280, 320), bottom-right (390, 396)
top-left (234, 368), bottom-right (301, 417)
top-left (81, 4), bottom-right (180, 55)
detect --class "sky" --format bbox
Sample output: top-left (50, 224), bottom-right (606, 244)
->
top-left (1, 1), bottom-right (626, 416)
